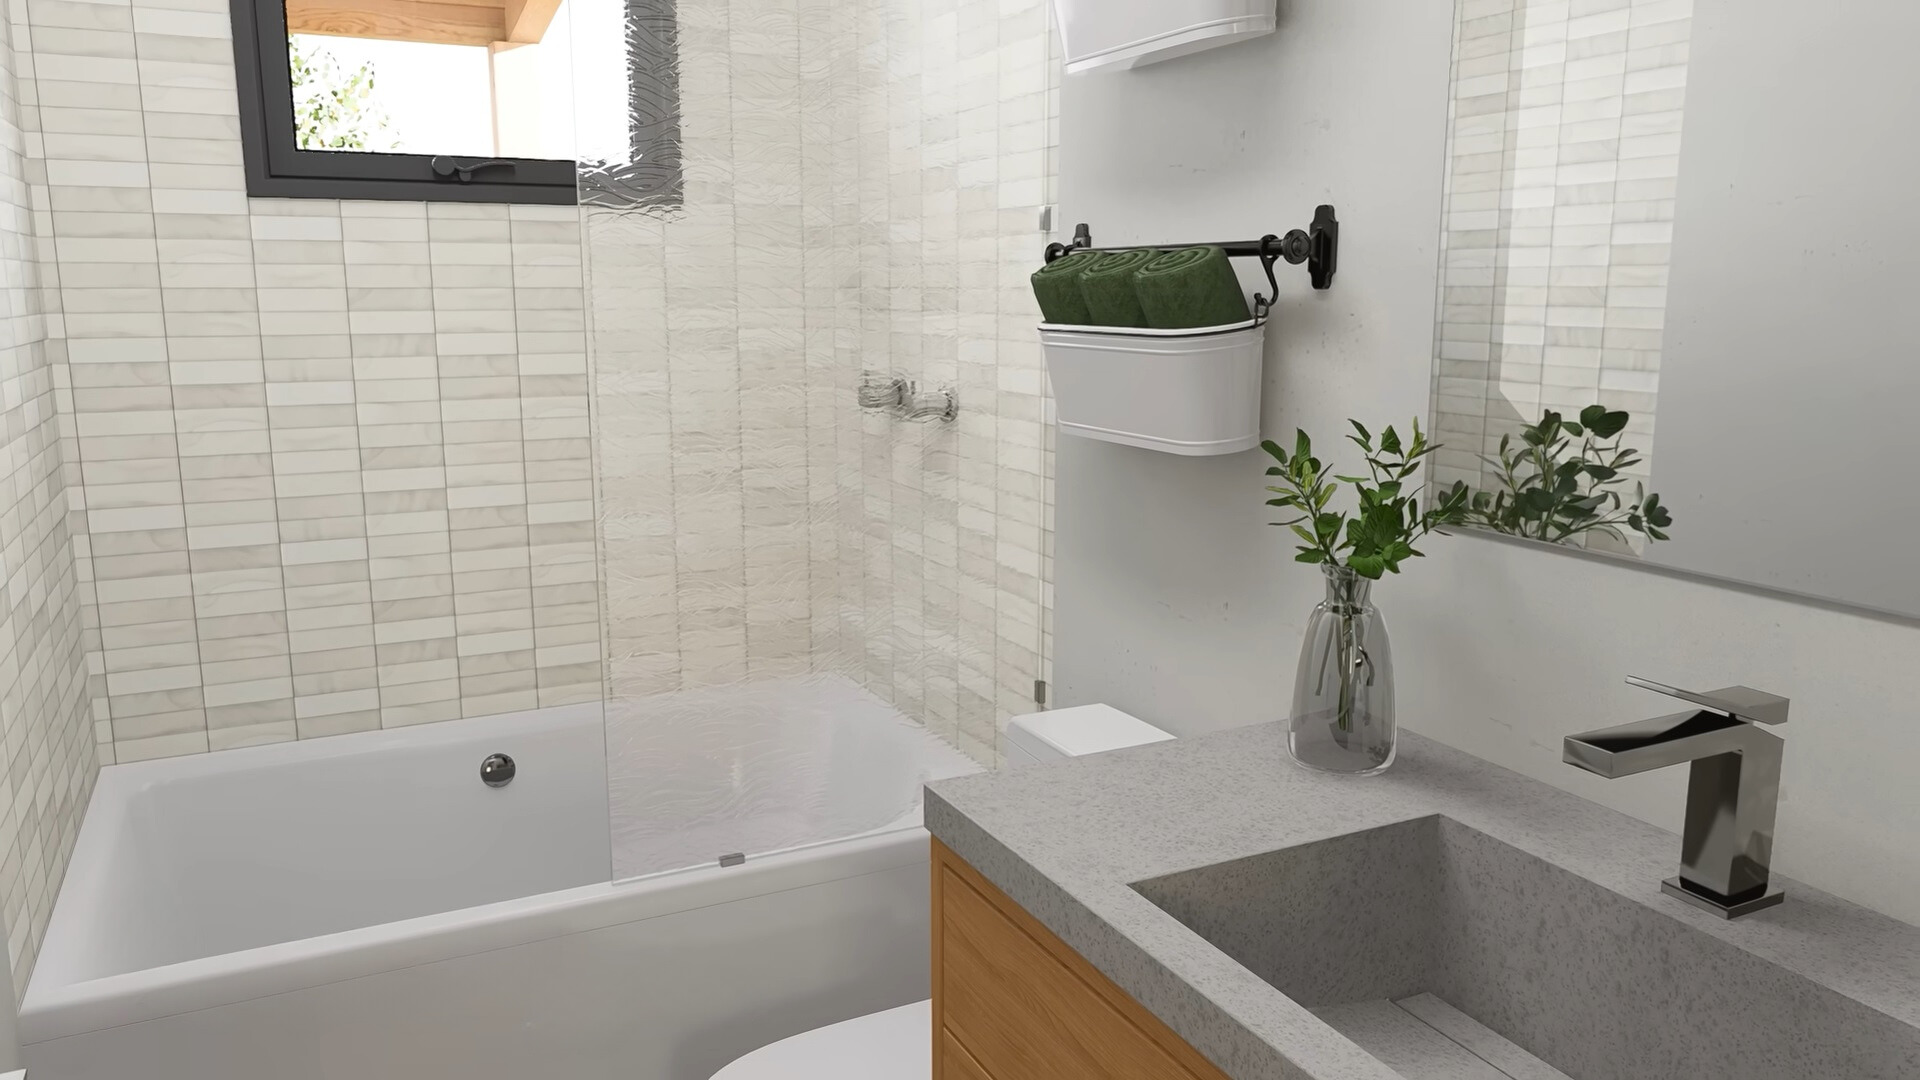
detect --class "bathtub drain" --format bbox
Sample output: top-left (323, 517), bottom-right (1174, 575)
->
top-left (480, 753), bottom-right (516, 787)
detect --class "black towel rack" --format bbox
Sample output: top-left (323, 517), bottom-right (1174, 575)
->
top-left (1042, 204), bottom-right (1340, 316)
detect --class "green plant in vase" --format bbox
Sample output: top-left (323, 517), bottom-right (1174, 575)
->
top-left (1468, 405), bottom-right (1674, 547)
top-left (1261, 420), bottom-right (1469, 775)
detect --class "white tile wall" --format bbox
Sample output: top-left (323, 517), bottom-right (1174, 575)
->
top-left (584, 0), bottom-right (1056, 765)
top-left (1431, 0), bottom-right (1692, 520)
top-left (9, 0), bottom-right (603, 766)
top-left (838, 0), bottom-right (1056, 763)
top-left (0, 0), bottom-right (95, 994)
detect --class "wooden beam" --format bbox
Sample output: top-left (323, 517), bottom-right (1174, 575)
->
top-left (285, 0), bottom-right (507, 47)
top-left (502, 0), bottom-right (562, 44)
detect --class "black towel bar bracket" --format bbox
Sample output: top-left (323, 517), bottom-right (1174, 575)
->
top-left (1042, 204), bottom-right (1340, 316)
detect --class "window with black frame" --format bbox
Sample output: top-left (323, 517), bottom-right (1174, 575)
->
top-left (228, 0), bottom-right (583, 202)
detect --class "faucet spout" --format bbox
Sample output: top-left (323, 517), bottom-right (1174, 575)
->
top-left (1563, 708), bottom-right (1753, 779)
top-left (1563, 678), bottom-right (1789, 918)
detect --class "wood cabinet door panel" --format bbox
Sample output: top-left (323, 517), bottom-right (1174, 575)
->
top-left (941, 1027), bottom-right (994, 1080)
top-left (940, 863), bottom-right (1203, 1080)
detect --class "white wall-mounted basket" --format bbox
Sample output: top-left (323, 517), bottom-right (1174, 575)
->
top-left (1054, 0), bottom-right (1277, 75)
top-left (1041, 319), bottom-right (1265, 456)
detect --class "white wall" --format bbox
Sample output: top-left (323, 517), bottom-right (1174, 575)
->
top-left (1644, 0), bottom-right (1920, 616)
top-left (1052, 0), bottom-right (1920, 925)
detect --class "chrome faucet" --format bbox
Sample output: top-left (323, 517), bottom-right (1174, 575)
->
top-left (1563, 676), bottom-right (1789, 918)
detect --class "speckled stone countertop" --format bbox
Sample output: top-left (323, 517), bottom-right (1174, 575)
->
top-left (923, 724), bottom-right (1920, 1080)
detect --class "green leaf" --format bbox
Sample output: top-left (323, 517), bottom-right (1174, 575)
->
top-left (1295, 549), bottom-right (1327, 564)
top-left (1587, 407), bottom-right (1630, 438)
top-left (1348, 554), bottom-right (1387, 579)
top-left (1349, 419), bottom-right (1372, 446)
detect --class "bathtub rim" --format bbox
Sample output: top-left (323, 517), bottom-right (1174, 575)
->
top-left (21, 819), bottom-right (934, 1045)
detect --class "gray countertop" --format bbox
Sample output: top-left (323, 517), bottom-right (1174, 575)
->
top-left (923, 723), bottom-right (1920, 1080)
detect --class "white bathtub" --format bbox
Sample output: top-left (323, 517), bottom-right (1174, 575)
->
top-left (21, 680), bottom-right (979, 1080)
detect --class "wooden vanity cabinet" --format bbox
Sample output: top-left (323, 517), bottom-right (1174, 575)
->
top-left (930, 839), bottom-right (1231, 1080)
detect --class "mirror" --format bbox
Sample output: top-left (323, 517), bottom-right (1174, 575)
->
top-left (1427, 0), bottom-right (1920, 619)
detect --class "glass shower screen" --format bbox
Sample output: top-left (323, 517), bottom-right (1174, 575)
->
top-left (571, 0), bottom-right (1058, 883)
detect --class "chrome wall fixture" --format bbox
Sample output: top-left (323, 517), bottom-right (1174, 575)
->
top-left (857, 371), bottom-right (957, 423)
top-left (1563, 676), bottom-right (1789, 918)
top-left (857, 371), bottom-right (906, 410)
top-left (900, 383), bottom-right (958, 422)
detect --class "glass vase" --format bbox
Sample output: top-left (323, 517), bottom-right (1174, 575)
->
top-left (1289, 564), bottom-right (1396, 774)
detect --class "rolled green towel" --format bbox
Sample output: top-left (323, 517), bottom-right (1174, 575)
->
top-left (1076, 248), bottom-right (1156, 327)
top-left (1030, 250), bottom-right (1100, 324)
top-left (1133, 246), bottom-right (1251, 329)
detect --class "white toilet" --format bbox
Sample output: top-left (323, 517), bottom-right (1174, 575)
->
top-left (710, 704), bottom-right (1174, 1080)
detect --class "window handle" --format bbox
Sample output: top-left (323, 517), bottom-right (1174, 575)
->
top-left (431, 156), bottom-right (518, 183)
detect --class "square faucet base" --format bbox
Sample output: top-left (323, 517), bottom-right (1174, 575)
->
top-left (1662, 877), bottom-right (1785, 919)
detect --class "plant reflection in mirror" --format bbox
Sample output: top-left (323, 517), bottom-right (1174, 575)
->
top-left (1468, 405), bottom-right (1674, 547)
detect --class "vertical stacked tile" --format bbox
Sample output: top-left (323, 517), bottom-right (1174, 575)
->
top-left (1430, 0), bottom-right (1519, 491)
top-left (796, 0), bottom-right (844, 672)
top-left (345, 200), bottom-right (457, 728)
top-left (1496, 1), bottom-right (1558, 428)
top-left (143, 0), bottom-right (286, 751)
top-left (665, 0), bottom-right (746, 689)
top-left (430, 202), bottom-right (535, 717)
top-left (574, 0), bottom-right (681, 697)
top-left (20, 0), bottom-right (606, 768)
top-left (851, 0), bottom-right (895, 700)
top-left (912, 0), bottom-right (961, 746)
top-left (731, 0), bottom-right (810, 680)
top-left (826, 0), bottom-right (866, 679)
top-left (1605, 0), bottom-right (1690, 477)
top-left (1539, 4), bottom-right (1614, 424)
top-left (568, 0), bottom-right (1059, 767)
top-left (257, 199), bottom-right (377, 738)
top-left (583, 202), bottom-right (677, 699)
top-left (39, 0), bottom-right (203, 762)
top-left (511, 204), bottom-right (599, 706)
top-left (787, 0), bottom-right (1061, 765)
top-left (0, 0), bottom-right (95, 992)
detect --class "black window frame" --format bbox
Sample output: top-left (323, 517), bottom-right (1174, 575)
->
top-left (229, 0), bottom-right (578, 204)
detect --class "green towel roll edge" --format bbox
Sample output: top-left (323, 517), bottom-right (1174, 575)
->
top-left (1132, 246), bottom-right (1252, 330)
top-left (1030, 250), bottom-right (1100, 325)
top-left (1076, 248), bottom-right (1156, 328)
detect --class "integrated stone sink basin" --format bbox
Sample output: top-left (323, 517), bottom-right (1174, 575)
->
top-left (1132, 815), bottom-right (1919, 1080)
top-left (925, 723), bottom-right (1920, 1080)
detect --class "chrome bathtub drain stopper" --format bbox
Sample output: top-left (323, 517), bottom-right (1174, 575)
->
top-left (480, 753), bottom-right (516, 787)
